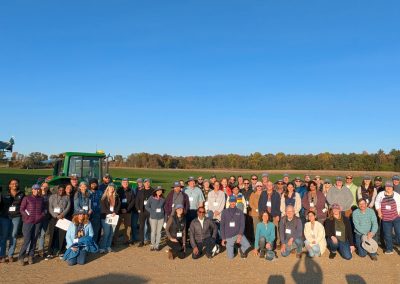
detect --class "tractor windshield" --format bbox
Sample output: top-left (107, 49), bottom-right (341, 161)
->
top-left (68, 156), bottom-right (102, 181)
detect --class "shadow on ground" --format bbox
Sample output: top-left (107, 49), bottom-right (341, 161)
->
top-left (67, 273), bottom-right (148, 284)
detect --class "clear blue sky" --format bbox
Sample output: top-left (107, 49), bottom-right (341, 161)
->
top-left (1, 1), bottom-right (399, 157)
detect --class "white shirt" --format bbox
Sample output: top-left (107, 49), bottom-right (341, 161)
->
top-left (198, 217), bottom-right (204, 229)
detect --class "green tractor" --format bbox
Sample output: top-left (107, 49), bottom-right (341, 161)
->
top-left (44, 151), bottom-right (136, 188)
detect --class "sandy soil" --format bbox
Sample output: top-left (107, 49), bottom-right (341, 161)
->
top-left (1, 240), bottom-right (399, 284)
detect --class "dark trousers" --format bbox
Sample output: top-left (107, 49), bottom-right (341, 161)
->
top-left (47, 218), bottom-right (67, 254)
top-left (167, 239), bottom-right (186, 259)
top-left (244, 214), bottom-right (254, 243)
top-left (186, 210), bottom-right (197, 236)
top-left (192, 237), bottom-right (216, 259)
top-left (67, 250), bottom-right (87, 266)
top-left (138, 211), bottom-right (150, 243)
top-left (18, 222), bottom-right (41, 259)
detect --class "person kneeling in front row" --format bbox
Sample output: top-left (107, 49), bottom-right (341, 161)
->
top-left (189, 206), bottom-right (219, 259)
top-left (253, 211), bottom-right (276, 261)
top-left (279, 205), bottom-right (304, 258)
top-left (221, 195), bottom-right (251, 259)
top-left (63, 209), bottom-right (98, 266)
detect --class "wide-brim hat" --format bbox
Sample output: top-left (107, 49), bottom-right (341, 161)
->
top-left (153, 186), bottom-right (165, 193)
top-left (171, 181), bottom-right (183, 188)
top-left (361, 235), bottom-right (378, 254)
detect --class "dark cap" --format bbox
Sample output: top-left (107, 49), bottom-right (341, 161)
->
top-left (374, 176), bottom-right (382, 182)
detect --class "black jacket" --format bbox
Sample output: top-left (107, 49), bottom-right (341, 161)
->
top-left (135, 188), bottom-right (153, 213)
top-left (117, 187), bottom-right (136, 213)
top-left (100, 197), bottom-right (121, 219)
top-left (0, 191), bottom-right (25, 218)
top-left (324, 215), bottom-right (354, 246)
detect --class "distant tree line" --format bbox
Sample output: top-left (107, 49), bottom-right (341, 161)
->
top-left (111, 149), bottom-right (400, 171)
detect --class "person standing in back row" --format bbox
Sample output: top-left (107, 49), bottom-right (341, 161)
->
top-left (183, 177), bottom-right (205, 229)
top-left (114, 178), bottom-right (135, 246)
top-left (136, 178), bottom-right (153, 247)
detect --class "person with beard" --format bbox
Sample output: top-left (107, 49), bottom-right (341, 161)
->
top-left (114, 178), bottom-right (135, 246)
top-left (98, 173), bottom-right (112, 193)
top-left (88, 178), bottom-right (102, 244)
top-left (374, 176), bottom-right (385, 194)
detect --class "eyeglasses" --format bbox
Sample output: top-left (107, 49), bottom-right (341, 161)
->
top-left (198, 211), bottom-right (205, 214)
top-left (257, 185), bottom-right (263, 188)
top-left (346, 177), bottom-right (352, 180)
top-left (244, 182), bottom-right (250, 185)
top-left (251, 178), bottom-right (258, 180)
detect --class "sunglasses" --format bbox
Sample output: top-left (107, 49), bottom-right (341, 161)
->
top-left (251, 178), bottom-right (258, 180)
top-left (244, 182), bottom-right (250, 185)
top-left (198, 211), bottom-right (205, 213)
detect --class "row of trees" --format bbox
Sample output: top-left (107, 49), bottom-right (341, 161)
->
top-left (112, 149), bottom-right (400, 171)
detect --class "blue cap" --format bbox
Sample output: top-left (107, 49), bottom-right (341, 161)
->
top-left (229, 195), bottom-right (237, 203)
top-left (392, 175), bottom-right (400, 181)
top-left (74, 209), bottom-right (88, 216)
top-left (175, 204), bottom-right (184, 209)
top-left (32, 184), bottom-right (40, 190)
top-left (363, 175), bottom-right (372, 180)
top-left (122, 178), bottom-right (129, 181)
top-left (172, 181), bottom-right (182, 188)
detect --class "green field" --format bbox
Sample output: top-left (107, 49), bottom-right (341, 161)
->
top-left (0, 168), bottom-right (370, 194)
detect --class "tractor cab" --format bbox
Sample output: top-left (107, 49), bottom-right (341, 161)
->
top-left (46, 151), bottom-right (109, 186)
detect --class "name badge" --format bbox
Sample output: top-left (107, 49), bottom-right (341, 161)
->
top-left (25, 209), bottom-right (30, 216)
top-left (213, 202), bottom-right (218, 207)
top-left (172, 203), bottom-right (175, 208)
top-left (9, 206), bottom-right (16, 212)
top-left (205, 201), bottom-right (208, 207)
top-left (267, 201), bottom-right (272, 207)
top-left (177, 232), bottom-right (183, 238)
top-left (156, 208), bottom-right (161, 213)
top-left (256, 209), bottom-right (259, 212)
top-left (122, 198), bottom-right (127, 203)
top-left (144, 200), bottom-right (148, 205)
top-left (189, 197), bottom-right (194, 202)
top-left (73, 238), bottom-right (79, 243)
top-left (310, 202), bottom-right (315, 207)
top-left (246, 200), bottom-right (249, 206)
top-left (285, 229), bottom-right (291, 234)
top-left (366, 199), bottom-right (369, 204)
top-left (385, 205), bottom-right (391, 210)
top-left (110, 206), bottom-right (114, 212)
top-left (83, 206), bottom-right (89, 211)
top-left (54, 207), bottom-right (61, 213)
top-left (229, 222), bottom-right (235, 227)
top-left (336, 231), bottom-right (342, 237)
top-left (322, 208), bottom-right (327, 213)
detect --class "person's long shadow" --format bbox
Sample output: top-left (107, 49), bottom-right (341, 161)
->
top-left (291, 256), bottom-right (323, 284)
top-left (67, 273), bottom-right (148, 284)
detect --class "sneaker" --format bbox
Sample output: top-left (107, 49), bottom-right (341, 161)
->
top-left (8, 256), bottom-right (14, 263)
top-left (18, 258), bottom-right (25, 266)
top-left (45, 255), bottom-right (53, 260)
top-left (28, 256), bottom-right (34, 265)
top-left (329, 252), bottom-right (337, 259)
top-left (138, 242), bottom-right (144, 248)
top-left (259, 249), bottom-right (266, 258)
top-left (107, 247), bottom-right (113, 253)
top-left (99, 249), bottom-right (106, 254)
top-left (212, 245), bottom-right (219, 257)
top-left (384, 250), bottom-right (394, 255)
top-left (370, 255), bottom-right (378, 261)
top-left (167, 249), bottom-right (174, 260)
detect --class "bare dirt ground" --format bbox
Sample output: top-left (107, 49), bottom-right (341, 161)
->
top-left (1, 241), bottom-right (399, 284)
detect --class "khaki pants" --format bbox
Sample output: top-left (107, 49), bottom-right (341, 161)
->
top-left (273, 216), bottom-right (281, 246)
top-left (114, 212), bottom-right (132, 243)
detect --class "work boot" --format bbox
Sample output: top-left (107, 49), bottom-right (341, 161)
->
top-left (28, 256), bottom-right (34, 264)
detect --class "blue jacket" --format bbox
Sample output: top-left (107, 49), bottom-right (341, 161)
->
top-left (74, 191), bottom-right (92, 213)
top-left (89, 189), bottom-right (103, 215)
top-left (63, 236), bottom-right (98, 261)
top-left (65, 222), bottom-right (94, 249)
top-left (258, 191), bottom-right (281, 217)
top-left (220, 207), bottom-right (245, 240)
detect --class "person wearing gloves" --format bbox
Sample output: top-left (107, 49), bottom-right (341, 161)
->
top-left (189, 206), bottom-right (219, 259)
top-left (99, 183), bottom-right (120, 253)
top-left (304, 211), bottom-right (326, 257)
top-left (145, 186), bottom-right (165, 251)
top-left (18, 184), bottom-right (45, 265)
top-left (220, 195), bottom-right (251, 259)
top-left (63, 209), bottom-right (97, 266)
top-left (114, 178), bottom-right (135, 246)
top-left (46, 184), bottom-right (71, 260)
top-left (253, 211), bottom-right (276, 261)
top-left (352, 198), bottom-right (378, 260)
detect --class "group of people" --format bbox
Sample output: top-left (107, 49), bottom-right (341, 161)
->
top-left (0, 173), bottom-right (399, 266)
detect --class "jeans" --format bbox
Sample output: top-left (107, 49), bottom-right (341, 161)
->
top-left (131, 212), bottom-right (139, 242)
top-left (327, 238), bottom-right (352, 260)
top-left (192, 237), bottom-right (216, 259)
top-left (304, 240), bottom-right (321, 257)
top-left (38, 217), bottom-right (49, 252)
top-left (19, 222), bottom-right (41, 259)
top-left (281, 238), bottom-right (304, 257)
top-left (258, 236), bottom-right (275, 260)
top-left (8, 217), bottom-right (21, 257)
top-left (90, 214), bottom-right (101, 244)
top-left (100, 219), bottom-right (116, 250)
top-left (150, 218), bottom-right (163, 249)
top-left (382, 217), bottom-right (400, 252)
top-left (67, 249), bottom-right (87, 266)
top-left (354, 233), bottom-right (377, 257)
top-left (0, 217), bottom-right (10, 258)
top-left (225, 235), bottom-right (251, 259)
top-left (166, 239), bottom-right (186, 259)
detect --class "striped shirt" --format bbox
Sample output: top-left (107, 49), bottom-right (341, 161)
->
top-left (381, 196), bottom-right (398, 221)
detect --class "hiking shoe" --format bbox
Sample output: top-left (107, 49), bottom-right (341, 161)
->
top-left (138, 242), bottom-right (144, 248)
top-left (28, 256), bottom-right (34, 264)
top-left (99, 249), bottom-right (106, 254)
top-left (384, 250), bottom-right (394, 255)
top-left (38, 250), bottom-right (44, 258)
top-left (107, 247), bottom-right (113, 253)
top-left (239, 248), bottom-right (247, 259)
top-left (259, 249), bottom-right (266, 258)
top-left (167, 249), bottom-right (174, 260)
top-left (0, 257), bottom-right (5, 263)
top-left (370, 255), bottom-right (378, 261)
top-left (329, 252), bottom-right (337, 259)
top-left (18, 259), bottom-right (25, 266)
